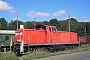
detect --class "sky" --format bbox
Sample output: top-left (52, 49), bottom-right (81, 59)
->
top-left (0, 0), bottom-right (90, 22)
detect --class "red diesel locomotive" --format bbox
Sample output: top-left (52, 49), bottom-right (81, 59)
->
top-left (14, 24), bottom-right (79, 55)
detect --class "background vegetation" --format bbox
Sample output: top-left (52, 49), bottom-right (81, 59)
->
top-left (0, 17), bottom-right (90, 37)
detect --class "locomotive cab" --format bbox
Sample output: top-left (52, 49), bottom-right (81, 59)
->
top-left (35, 24), bottom-right (57, 31)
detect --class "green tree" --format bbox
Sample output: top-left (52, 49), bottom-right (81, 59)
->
top-left (44, 21), bottom-right (49, 25)
top-left (49, 18), bottom-right (58, 26)
top-left (8, 20), bottom-right (23, 30)
top-left (0, 18), bottom-right (7, 30)
top-left (24, 21), bottom-right (34, 29)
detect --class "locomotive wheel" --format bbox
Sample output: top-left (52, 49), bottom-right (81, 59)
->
top-left (32, 47), bottom-right (42, 52)
top-left (28, 48), bottom-right (33, 53)
top-left (44, 47), bottom-right (49, 52)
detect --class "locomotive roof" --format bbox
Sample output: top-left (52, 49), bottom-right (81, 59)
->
top-left (35, 24), bottom-right (56, 27)
top-left (0, 30), bottom-right (15, 34)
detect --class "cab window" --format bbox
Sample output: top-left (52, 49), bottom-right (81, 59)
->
top-left (52, 27), bottom-right (56, 32)
top-left (36, 27), bottom-right (40, 30)
top-left (36, 26), bottom-right (46, 30)
top-left (42, 26), bottom-right (46, 30)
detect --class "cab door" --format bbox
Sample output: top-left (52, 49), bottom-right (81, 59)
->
top-left (50, 27), bottom-right (58, 43)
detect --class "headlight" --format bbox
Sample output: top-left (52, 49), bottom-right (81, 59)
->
top-left (20, 32), bottom-right (22, 35)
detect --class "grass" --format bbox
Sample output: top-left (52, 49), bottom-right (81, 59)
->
top-left (0, 44), bottom-right (90, 60)
top-left (0, 52), bottom-right (20, 60)
top-left (22, 44), bottom-right (90, 60)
